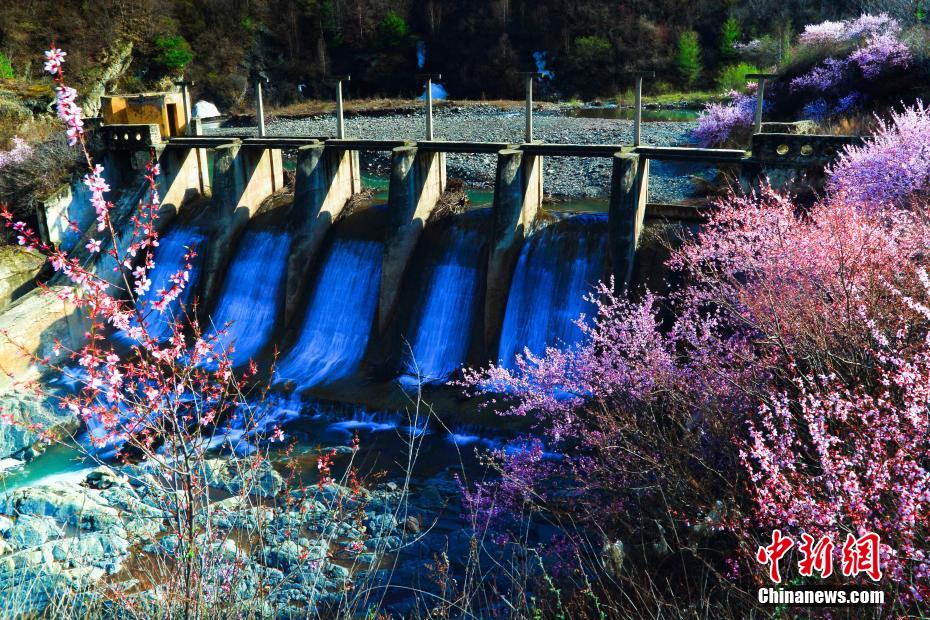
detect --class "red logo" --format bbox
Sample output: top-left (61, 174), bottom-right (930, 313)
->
top-left (798, 533), bottom-right (834, 578)
top-left (756, 529), bottom-right (794, 583)
top-left (841, 532), bottom-right (882, 581)
top-left (756, 530), bottom-right (883, 583)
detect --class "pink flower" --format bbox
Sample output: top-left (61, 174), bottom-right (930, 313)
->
top-left (43, 48), bottom-right (66, 74)
top-left (85, 238), bottom-right (101, 253)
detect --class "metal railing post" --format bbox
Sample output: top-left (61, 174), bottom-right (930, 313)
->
top-left (626, 71), bottom-right (654, 147)
top-left (417, 73), bottom-right (442, 141)
top-left (519, 71), bottom-right (543, 143)
top-left (327, 75), bottom-right (351, 139)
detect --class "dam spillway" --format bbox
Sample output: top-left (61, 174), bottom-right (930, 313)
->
top-left (275, 237), bottom-right (384, 390)
top-left (497, 214), bottom-right (608, 368)
top-left (399, 209), bottom-right (490, 384)
top-left (119, 225), bottom-right (207, 345)
top-left (205, 230), bottom-right (291, 367)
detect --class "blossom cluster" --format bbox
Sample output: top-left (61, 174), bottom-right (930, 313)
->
top-left (692, 91), bottom-right (759, 148)
top-left (798, 13), bottom-right (900, 46)
top-left (849, 33), bottom-right (911, 79)
top-left (789, 57), bottom-right (847, 92)
top-left (791, 34), bottom-right (910, 94)
top-left (45, 49), bottom-right (85, 146)
top-left (828, 101), bottom-right (930, 207)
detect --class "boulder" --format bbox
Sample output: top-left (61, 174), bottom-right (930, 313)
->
top-left (192, 100), bottom-right (221, 119)
top-left (0, 481), bottom-right (120, 531)
top-left (7, 515), bottom-right (62, 549)
top-left (402, 515), bottom-right (421, 534)
top-left (0, 391), bottom-right (79, 460)
top-left (203, 458), bottom-right (284, 497)
top-left (601, 540), bottom-right (625, 579)
top-left (84, 465), bottom-right (124, 490)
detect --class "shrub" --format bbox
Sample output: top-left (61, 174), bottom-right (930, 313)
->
top-left (0, 136), bottom-right (30, 168)
top-left (0, 52), bottom-right (13, 79)
top-left (828, 101), bottom-right (930, 206)
top-left (153, 34), bottom-right (194, 72)
top-left (464, 101), bottom-right (930, 614)
top-left (677, 30), bottom-right (703, 88)
top-left (717, 62), bottom-right (761, 91)
top-left (798, 13), bottom-right (901, 47)
top-left (692, 91), bottom-right (759, 147)
top-left (734, 35), bottom-right (783, 67)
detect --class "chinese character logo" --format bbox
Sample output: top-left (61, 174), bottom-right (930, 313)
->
top-left (756, 529), bottom-right (794, 583)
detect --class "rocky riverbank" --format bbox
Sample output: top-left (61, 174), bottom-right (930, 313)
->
top-left (0, 444), bottom-right (479, 616)
top-left (212, 106), bottom-right (708, 202)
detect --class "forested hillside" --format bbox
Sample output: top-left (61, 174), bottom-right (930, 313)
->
top-left (2, 0), bottom-right (917, 108)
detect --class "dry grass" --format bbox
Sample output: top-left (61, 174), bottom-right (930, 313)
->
top-left (818, 113), bottom-right (881, 137)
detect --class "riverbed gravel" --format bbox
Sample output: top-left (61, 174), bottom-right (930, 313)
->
top-left (210, 106), bottom-right (708, 202)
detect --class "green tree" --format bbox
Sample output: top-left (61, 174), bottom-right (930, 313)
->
top-left (677, 30), bottom-right (703, 88)
top-left (378, 10), bottom-right (408, 48)
top-left (720, 17), bottom-right (741, 59)
top-left (153, 35), bottom-right (193, 73)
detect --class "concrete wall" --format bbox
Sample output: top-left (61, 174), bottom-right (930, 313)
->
top-left (608, 151), bottom-right (649, 292)
top-left (285, 144), bottom-right (361, 323)
top-left (201, 144), bottom-right (284, 313)
top-left (483, 148), bottom-right (542, 354)
top-left (378, 146), bottom-right (447, 332)
top-left (158, 145), bottom-right (211, 219)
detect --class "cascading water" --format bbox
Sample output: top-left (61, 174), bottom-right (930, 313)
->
top-left (275, 238), bottom-right (383, 390)
top-left (205, 230), bottom-right (291, 367)
top-left (497, 213), bottom-right (608, 368)
top-left (401, 214), bottom-right (488, 383)
top-left (118, 225), bottom-right (206, 344)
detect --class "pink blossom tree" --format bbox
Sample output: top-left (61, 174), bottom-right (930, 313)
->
top-left (464, 103), bottom-right (930, 611)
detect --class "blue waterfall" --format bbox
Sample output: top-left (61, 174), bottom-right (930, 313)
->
top-left (497, 214), bottom-right (608, 368)
top-left (119, 226), bottom-right (206, 344)
top-left (401, 219), bottom-right (487, 383)
top-left (205, 230), bottom-right (291, 367)
top-left (275, 238), bottom-right (383, 390)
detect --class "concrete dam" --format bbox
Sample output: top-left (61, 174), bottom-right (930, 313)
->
top-left (94, 137), bottom-right (638, 391)
top-left (16, 96), bottom-right (859, 404)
